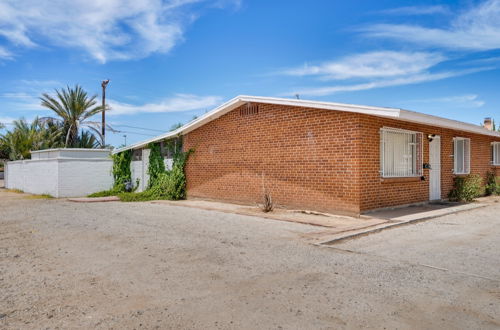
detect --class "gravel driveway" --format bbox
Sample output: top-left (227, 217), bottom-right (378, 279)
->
top-left (1, 190), bottom-right (499, 329)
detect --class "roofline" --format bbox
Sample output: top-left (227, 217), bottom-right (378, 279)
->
top-left (31, 148), bottom-right (112, 153)
top-left (113, 95), bottom-right (500, 154)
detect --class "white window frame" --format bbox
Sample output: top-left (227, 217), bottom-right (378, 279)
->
top-left (492, 142), bottom-right (500, 166)
top-left (380, 127), bottom-right (423, 178)
top-left (453, 137), bottom-right (470, 175)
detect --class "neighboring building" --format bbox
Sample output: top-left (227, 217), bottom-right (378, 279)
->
top-left (115, 96), bottom-right (500, 215)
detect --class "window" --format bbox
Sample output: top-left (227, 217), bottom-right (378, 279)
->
top-left (492, 142), bottom-right (500, 165)
top-left (132, 149), bottom-right (142, 161)
top-left (453, 137), bottom-right (470, 174)
top-left (160, 138), bottom-right (181, 159)
top-left (380, 128), bottom-right (423, 178)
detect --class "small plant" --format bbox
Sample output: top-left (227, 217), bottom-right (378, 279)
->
top-left (6, 189), bottom-right (24, 194)
top-left (448, 174), bottom-right (483, 202)
top-left (485, 171), bottom-right (500, 196)
top-left (26, 194), bottom-right (54, 199)
top-left (260, 192), bottom-right (274, 212)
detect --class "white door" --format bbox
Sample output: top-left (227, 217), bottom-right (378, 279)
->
top-left (429, 136), bottom-right (441, 200)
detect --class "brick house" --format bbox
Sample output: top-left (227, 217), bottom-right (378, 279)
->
top-left (115, 96), bottom-right (500, 215)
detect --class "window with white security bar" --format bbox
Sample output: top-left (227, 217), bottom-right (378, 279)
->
top-left (380, 128), bottom-right (423, 178)
top-left (492, 142), bottom-right (500, 165)
top-left (453, 137), bottom-right (470, 174)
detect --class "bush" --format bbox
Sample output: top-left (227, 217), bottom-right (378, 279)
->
top-left (485, 171), bottom-right (500, 196)
top-left (448, 174), bottom-right (483, 202)
top-left (119, 163), bottom-right (187, 202)
top-left (118, 148), bottom-right (192, 202)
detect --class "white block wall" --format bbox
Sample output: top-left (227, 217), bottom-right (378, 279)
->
top-left (5, 160), bottom-right (59, 196)
top-left (5, 158), bottom-right (113, 197)
top-left (57, 159), bottom-right (113, 197)
top-left (131, 160), bottom-right (145, 192)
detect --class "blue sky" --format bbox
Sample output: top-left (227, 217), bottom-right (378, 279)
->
top-left (1, 0), bottom-right (499, 147)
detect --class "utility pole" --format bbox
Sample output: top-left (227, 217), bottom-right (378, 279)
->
top-left (123, 134), bottom-right (127, 146)
top-left (101, 79), bottom-right (110, 148)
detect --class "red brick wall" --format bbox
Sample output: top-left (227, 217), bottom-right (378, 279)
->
top-left (359, 114), bottom-right (500, 211)
top-left (183, 103), bottom-right (500, 214)
top-left (184, 103), bottom-right (363, 214)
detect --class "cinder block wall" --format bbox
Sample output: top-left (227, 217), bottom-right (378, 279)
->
top-left (358, 115), bottom-right (500, 211)
top-left (184, 103), bottom-right (363, 214)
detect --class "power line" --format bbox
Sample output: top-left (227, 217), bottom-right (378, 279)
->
top-left (108, 129), bottom-right (157, 137)
top-left (112, 124), bottom-right (165, 133)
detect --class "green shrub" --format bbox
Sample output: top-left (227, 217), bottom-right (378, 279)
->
top-left (485, 171), bottom-right (500, 196)
top-left (118, 147), bottom-right (192, 202)
top-left (448, 174), bottom-right (483, 202)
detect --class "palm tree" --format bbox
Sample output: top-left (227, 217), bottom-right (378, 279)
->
top-left (40, 85), bottom-right (103, 147)
top-left (0, 118), bottom-right (61, 160)
top-left (75, 131), bottom-right (100, 148)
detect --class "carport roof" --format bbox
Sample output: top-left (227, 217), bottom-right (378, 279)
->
top-left (113, 95), bottom-right (500, 153)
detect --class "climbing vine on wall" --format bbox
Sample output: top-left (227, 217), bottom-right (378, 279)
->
top-left (147, 142), bottom-right (165, 189)
top-left (111, 149), bottom-right (132, 189)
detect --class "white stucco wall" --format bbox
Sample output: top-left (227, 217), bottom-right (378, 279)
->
top-left (5, 149), bottom-right (113, 197)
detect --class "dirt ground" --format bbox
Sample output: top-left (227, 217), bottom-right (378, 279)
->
top-left (1, 189), bottom-right (499, 329)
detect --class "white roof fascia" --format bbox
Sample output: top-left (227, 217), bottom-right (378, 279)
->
top-left (399, 109), bottom-right (500, 137)
top-left (113, 95), bottom-right (500, 154)
top-left (31, 148), bottom-right (112, 153)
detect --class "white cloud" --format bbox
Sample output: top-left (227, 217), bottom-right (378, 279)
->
top-left (377, 5), bottom-right (449, 16)
top-left (282, 51), bottom-right (445, 80)
top-left (362, 0), bottom-right (500, 51)
top-left (286, 67), bottom-right (493, 97)
top-left (0, 116), bottom-right (17, 125)
top-left (0, 46), bottom-right (12, 59)
top-left (0, 0), bottom-right (238, 63)
top-left (405, 94), bottom-right (485, 108)
top-left (0, 90), bottom-right (47, 111)
top-left (108, 94), bottom-right (221, 115)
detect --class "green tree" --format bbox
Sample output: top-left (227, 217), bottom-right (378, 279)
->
top-left (75, 131), bottom-right (101, 148)
top-left (0, 118), bottom-right (61, 160)
top-left (40, 85), bottom-right (103, 147)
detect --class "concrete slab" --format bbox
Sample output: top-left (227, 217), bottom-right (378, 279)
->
top-left (67, 196), bottom-right (120, 203)
top-left (318, 202), bottom-right (488, 245)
